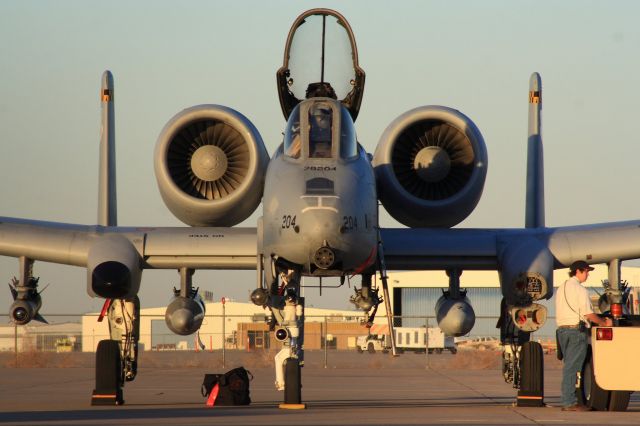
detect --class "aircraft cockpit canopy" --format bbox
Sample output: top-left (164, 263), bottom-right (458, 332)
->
top-left (277, 8), bottom-right (365, 123)
top-left (284, 100), bottom-right (357, 160)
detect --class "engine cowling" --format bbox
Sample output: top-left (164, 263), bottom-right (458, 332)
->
top-left (373, 106), bottom-right (488, 228)
top-left (154, 105), bottom-right (269, 227)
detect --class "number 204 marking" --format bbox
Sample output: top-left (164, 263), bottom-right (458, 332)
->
top-left (343, 215), bottom-right (357, 230)
top-left (282, 215), bottom-right (296, 229)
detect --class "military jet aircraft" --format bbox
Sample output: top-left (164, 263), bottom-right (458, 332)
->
top-left (1, 8), bottom-right (639, 406)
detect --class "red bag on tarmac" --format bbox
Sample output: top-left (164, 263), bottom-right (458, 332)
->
top-left (201, 367), bottom-right (253, 406)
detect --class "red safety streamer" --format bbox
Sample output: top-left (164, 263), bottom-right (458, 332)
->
top-left (97, 299), bottom-right (112, 322)
top-left (206, 383), bottom-right (220, 407)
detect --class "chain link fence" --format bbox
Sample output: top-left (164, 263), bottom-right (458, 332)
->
top-left (0, 313), bottom-right (559, 370)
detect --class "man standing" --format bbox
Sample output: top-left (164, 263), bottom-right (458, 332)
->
top-left (555, 260), bottom-right (613, 411)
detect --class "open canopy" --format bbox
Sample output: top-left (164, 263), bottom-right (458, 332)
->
top-left (277, 9), bottom-right (365, 122)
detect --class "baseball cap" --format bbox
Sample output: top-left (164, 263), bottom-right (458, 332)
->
top-left (569, 260), bottom-right (595, 273)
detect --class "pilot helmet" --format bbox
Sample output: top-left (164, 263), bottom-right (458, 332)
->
top-left (310, 105), bottom-right (331, 117)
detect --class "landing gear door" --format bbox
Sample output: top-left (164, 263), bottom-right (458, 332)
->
top-left (277, 8), bottom-right (365, 122)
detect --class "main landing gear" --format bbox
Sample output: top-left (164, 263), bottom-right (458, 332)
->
top-left (91, 296), bottom-right (140, 406)
top-left (497, 298), bottom-right (544, 407)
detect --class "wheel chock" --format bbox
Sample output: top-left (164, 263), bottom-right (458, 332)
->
top-left (91, 389), bottom-right (123, 406)
top-left (279, 403), bottom-right (306, 410)
top-left (516, 390), bottom-right (544, 407)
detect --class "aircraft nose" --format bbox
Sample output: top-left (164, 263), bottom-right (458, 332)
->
top-left (301, 209), bottom-right (340, 238)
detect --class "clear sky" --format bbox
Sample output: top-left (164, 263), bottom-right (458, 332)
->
top-left (1, 1), bottom-right (640, 315)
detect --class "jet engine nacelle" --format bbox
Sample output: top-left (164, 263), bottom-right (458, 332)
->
top-left (165, 294), bottom-right (206, 336)
top-left (373, 106), bottom-right (488, 228)
top-left (435, 293), bottom-right (476, 337)
top-left (87, 235), bottom-right (142, 299)
top-left (154, 104), bottom-right (270, 227)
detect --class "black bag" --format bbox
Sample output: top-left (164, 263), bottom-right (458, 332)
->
top-left (201, 367), bottom-right (253, 406)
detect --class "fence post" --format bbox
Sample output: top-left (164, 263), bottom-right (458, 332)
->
top-left (14, 324), bottom-right (18, 368)
top-left (424, 317), bottom-right (429, 369)
top-left (222, 300), bottom-right (226, 369)
top-left (323, 316), bottom-right (328, 369)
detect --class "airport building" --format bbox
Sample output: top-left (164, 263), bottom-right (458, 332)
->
top-left (0, 322), bottom-right (81, 352)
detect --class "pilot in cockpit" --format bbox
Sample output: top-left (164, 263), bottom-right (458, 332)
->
top-left (309, 105), bottom-right (333, 158)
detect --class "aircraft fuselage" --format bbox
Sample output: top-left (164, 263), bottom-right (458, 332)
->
top-left (262, 98), bottom-right (378, 276)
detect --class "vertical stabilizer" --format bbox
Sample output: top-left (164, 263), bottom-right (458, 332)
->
top-left (98, 71), bottom-right (117, 226)
top-left (525, 72), bottom-right (544, 228)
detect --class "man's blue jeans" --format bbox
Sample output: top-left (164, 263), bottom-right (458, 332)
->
top-left (557, 328), bottom-right (588, 407)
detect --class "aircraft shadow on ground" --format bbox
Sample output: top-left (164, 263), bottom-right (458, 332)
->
top-left (0, 397), bottom-right (519, 424)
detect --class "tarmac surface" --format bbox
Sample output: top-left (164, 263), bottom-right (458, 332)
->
top-left (1, 350), bottom-right (639, 425)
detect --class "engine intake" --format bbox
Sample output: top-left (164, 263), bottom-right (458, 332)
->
top-left (154, 105), bottom-right (269, 226)
top-left (373, 106), bottom-right (487, 228)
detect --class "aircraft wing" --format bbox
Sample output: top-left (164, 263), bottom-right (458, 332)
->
top-left (380, 220), bottom-right (640, 271)
top-left (0, 217), bottom-right (257, 270)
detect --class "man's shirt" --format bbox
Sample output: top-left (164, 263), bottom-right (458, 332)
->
top-left (555, 276), bottom-right (594, 326)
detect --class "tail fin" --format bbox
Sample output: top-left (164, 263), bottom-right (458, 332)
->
top-left (525, 72), bottom-right (544, 228)
top-left (98, 71), bottom-right (117, 226)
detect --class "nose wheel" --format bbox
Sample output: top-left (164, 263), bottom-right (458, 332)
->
top-left (280, 357), bottom-right (303, 409)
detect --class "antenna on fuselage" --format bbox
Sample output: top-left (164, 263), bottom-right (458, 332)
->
top-left (98, 70), bottom-right (117, 227)
top-left (525, 72), bottom-right (544, 228)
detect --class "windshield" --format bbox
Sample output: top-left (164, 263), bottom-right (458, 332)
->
top-left (285, 100), bottom-right (357, 161)
top-left (340, 107), bottom-right (357, 159)
top-left (308, 103), bottom-right (333, 158)
top-left (284, 106), bottom-right (301, 159)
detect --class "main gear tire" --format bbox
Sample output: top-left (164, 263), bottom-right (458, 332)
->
top-left (519, 341), bottom-right (543, 396)
top-left (93, 339), bottom-right (124, 405)
top-left (608, 391), bottom-right (631, 412)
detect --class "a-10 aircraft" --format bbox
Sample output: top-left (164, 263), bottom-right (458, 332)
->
top-left (2, 8), bottom-right (639, 406)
